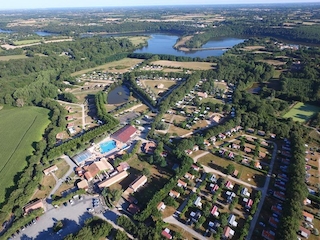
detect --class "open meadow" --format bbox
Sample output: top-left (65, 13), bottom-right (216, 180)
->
top-left (13, 39), bottom-right (41, 46)
top-left (151, 60), bottom-right (216, 70)
top-left (116, 36), bottom-right (150, 46)
top-left (0, 107), bottom-right (50, 203)
top-left (71, 58), bottom-right (144, 76)
top-left (283, 102), bottom-right (320, 122)
top-left (0, 55), bottom-right (29, 61)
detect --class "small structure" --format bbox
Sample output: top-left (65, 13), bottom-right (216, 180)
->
top-left (77, 179), bottom-right (89, 190)
top-left (273, 191), bottom-right (285, 201)
top-left (190, 211), bottom-right (202, 222)
top-left (177, 179), bottom-right (187, 188)
top-left (232, 143), bottom-right (240, 149)
top-left (192, 164), bottom-right (200, 171)
top-left (244, 147), bottom-right (252, 153)
top-left (193, 145), bottom-right (199, 152)
top-left (157, 202), bottom-right (166, 211)
top-left (197, 92), bottom-right (208, 98)
top-left (43, 165), bottom-right (58, 176)
top-left (298, 226), bottom-right (311, 239)
top-left (303, 211), bottom-right (314, 223)
top-left (185, 149), bottom-right (193, 155)
top-left (225, 181), bottom-right (234, 190)
top-left (194, 196), bottom-right (202, 208)
top-left (127, 203), bottom-right (140, 215)
top-left (223, 226), bottom-right (235, 239)
top-left (257, 130), bottom-right (265, 136)
top-left (259, 151), bottom-right (266, 159)
top-left (169, 190), bottom-right (180, 198)
top-left (116, 162), bottom-right (130, 172)
top-left (144, 142), bottom-right (157, 154)
top-left (23, 199), bottom-right (45, 215)
top-left (210, 174), bottom-right (217, 183)
top-left (255, 161), bottom-right (262, 170)
top-left (73, 150), bottom-right (93, 166)
top-left (228, 214), bottom-right (238, 227)
top-left (232, 170), bottom-right (238, 177)
top-left (268, 217), bottom-right (279, 228)
top-left (156, 83), bottom-right (164, 89)
top-left (211, 184), bottom-right (219, 193)
top-left (184, 172), bottom-right (195, 180)
top-left (210, 205), bottom-right (219, 217)
top-left (241, 188), bottom-right (250, 197)
top-left (98, 171), bottom-right (129, 189)
top-left (161, 228), bottom-right (173, 239)
top-left (129, 175), bottom-right (148, 192)
top-left (245, 199), bottom-right (253, 209)
top-left (246, 128), bottom-right (254, 133)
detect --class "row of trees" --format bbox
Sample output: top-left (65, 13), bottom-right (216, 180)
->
top-left (276, 131), bottom-right (309, 240)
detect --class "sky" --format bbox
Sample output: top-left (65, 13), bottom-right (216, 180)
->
top-left (1, 0), bottom-right (319, 10)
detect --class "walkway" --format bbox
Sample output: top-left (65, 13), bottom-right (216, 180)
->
top-left (163, 216), bottom-right (205, 240)
top-left (246, 140), bottom-right (278, 240)
top-left (56, 100), bottom-right (86, 129)
top-left (46, 155), bottom-right (77, 210)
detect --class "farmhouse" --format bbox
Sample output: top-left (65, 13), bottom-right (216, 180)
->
top-left (24, 199), bottom-right (45, 215)
top-left (111, 125), bottom-right (137, 143)
top-left (193, 145), bottom-right (199, 151)
top-left (43, 165), bottom-right (58, 176)
top-left (98, 171), bottom-right (129, 189)
top-left (129, 175), bottom-right (148, 192)
top-left (144, 141), bottom-right (157, 154)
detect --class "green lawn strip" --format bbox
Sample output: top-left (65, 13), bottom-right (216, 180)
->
top-left (283, 102), bottom-right (320, 122)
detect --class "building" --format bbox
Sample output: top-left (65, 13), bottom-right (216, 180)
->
top-left (98, 171), bottom-right (129, 189)
top-left (211, 205), bottom-right (219, 217)
top-left (194, 196), bottom-right (202, 208)
top-left (73, 150), bottom-right (93, 166)
top-left (259, 152), bottom-right (266, 159)
top-left (232, 170), bottom-right (239, 177)
top-left (211, 184), bottom-right (219, 193)
top-left (127, 203), bottom-right (140, 215)
top-left (271, 205), bottom-right (282, 215)
top-left (298, 226), bottom-right (311, 239)
top-left (157, 202), bottom-right (166, 211)
top-left (185, 172), bottom-right (195, 180)
top-left (223, 226), bottom-right (235, 239)
top-left (246, 128), bottom-right (254, 133)
top-left (84, 158), bottom-right (114, 181)
top-left (161, 228), bottom-right (173, 239)
top-left (116, 162), bottom-right (130, 172)
top-left (192, 164), bottom-right (200, 171)
top-left (225, 181), bottom-right (234, 190)
top-left (156, 83), bottom-right (164, 89)
top-left (262, 230), bottom-right (275, 240)
top-left (244, 147), bottom-right (252, 153)
top-left (177, 179), bottom-right (187, 188)
top-left (197, 92), bottom-right (208, 98)
top-left (245, 199), bottom-right (253, 209)
top-left (273, 191), bottom-right (285, 201)
top-left (43, 165), bottom-right (58, 176)
top-left (190, 211), bottom-right (202, 222)
top-left (241, 188), bottom-right (250, 197)
top-left (144, 142), bottom-right (157, 154)
top-left (228, 214), bottom-right (238, 227)
top-left (129, 175), bottom-right (147, 192)
top-left (193, 145), bottom-right (199, 151)
top-left (169, 190), bottom-right (180, 198)
top-left (303, 211), bottom-right (314, 223)
top-left (111, 125), bottom-right (137, 143)
top-left (257, 130), bottom-right (266, 136)
top-left (23, 199), bottom-right (45, 215)
top-left (77, 179), bottom-right (89, 190)
top-left (268, 217), bottom-right (279, 228)
top-left (255, 161), bottom-right (262, 170)
top-left (185, 149), bottom-right (193, 155)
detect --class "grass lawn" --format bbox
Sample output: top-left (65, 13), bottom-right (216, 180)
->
top-left (198, 153), bottom-right (266, 188)
top-left (201, 97), bottom-right (224, 104)
top-left (32, 174), bottom-right (56, 200)
top-left (0, 106), bottom-right (50, 203)
top-left (141, 80), bottom-right (176, 94)
top-left (71, 58), bottom-right (144, 76)
top-left (0, 55), bottom-right (29, 61)
top-left (55, 159), bottom-right (70, 179)
top-left (151, 60), bottom-right (216, 70)
top-left (13, 39), bottom-right (41, 46)
top-left (283, 102), bottom-right (320, 122)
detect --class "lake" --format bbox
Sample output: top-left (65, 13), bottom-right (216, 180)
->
top-left (107, 85), bottom-right (130, 104)
top-left (0, 29), bottom-right (13, 33)
top-left (134, 34), bottom-right (245, 58)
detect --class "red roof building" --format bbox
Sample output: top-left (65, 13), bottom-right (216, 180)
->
top-left (111, 125), bottom-right (137, 143)
top-left (161, 228), bottom-right (173, 239)
top-left (246, 199), bottom-right (253, 209)
top-left (211, 205), bottom-right (219, 216)
top-left (262, 230), bottom-right (275, 240)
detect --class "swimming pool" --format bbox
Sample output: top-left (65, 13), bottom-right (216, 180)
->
top-left (100, 140), bottom-right (117, 154)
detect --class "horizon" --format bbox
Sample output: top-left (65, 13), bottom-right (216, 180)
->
top-left (1, 0), bottom-right (320, 10)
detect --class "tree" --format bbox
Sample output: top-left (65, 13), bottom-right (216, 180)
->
top-left (142, 167), bottom-right (151, 177)
top-left (53, 220), bottom-right (64, 232)
top-left (226, 164), bottom-right (235, 175)
top-left (114, 229), bottom-right (129, 240)
top-left (220, 213), bottom-right (228, 227)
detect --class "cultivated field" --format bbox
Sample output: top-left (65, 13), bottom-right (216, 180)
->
top-left (151, 60), bottom-right (216, 70)
top-left (0, 55), bottom-right (29, 61)
top-left (283, 102), bottom-right (320, 122)
top-left (0, 107), bottom-right (50, 203)
top-left (71, 58), bottom-right (144, 76)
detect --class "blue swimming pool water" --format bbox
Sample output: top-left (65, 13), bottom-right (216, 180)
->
top-left (100, 140), bottom-right (117, 154)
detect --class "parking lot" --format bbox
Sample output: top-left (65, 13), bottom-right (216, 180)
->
top-left (16, 195), bottom-right (103, 240)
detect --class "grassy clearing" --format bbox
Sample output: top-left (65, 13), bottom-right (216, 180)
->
top-left (116, 36), bottom-right (150, 46)
top-left (283, 102), bottom-right (320, 122)
top-left (0, 106), bottom-right (50, 203)
top-left (0, 55), bottom-right (28, 61)
top-left (141, 80), bottom-right (176, 95)
top-left (151, 60), bottom-right (216, 70)
top-left (13, 39), bottom-right (41, 46)
top-left (71, 58), bottom-right (144, 76)
top-left (198, 153), bottom-right (266, 187)
top-left (240, 45), bottom-right (265, 51)
top-left (201, 97), bottom-right (224, 104)
top-left (32, 174), bottom-right (56, 200)
top-left (260, 59), bottom-right (285, 66)
top-left (55, 160), bottom-right (70, 179)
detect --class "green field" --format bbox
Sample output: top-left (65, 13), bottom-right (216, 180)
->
top-left (13, 39), bottom-right (41, 46)
top-left (0, 107), bottom-right (50, 203)
top-left (0, 55), bottom-right (29, 61)
top-left (283, 102), bottom-right (320, 122)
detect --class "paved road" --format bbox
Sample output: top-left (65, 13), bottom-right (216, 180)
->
top-left (193, 151), bottom-right (210, 162)
top-left (46, 155), bottom-right (77, 208)
top-left (163, 216), bottom-right (205, 240)
top-left (246, 140), bottom-right (278, 240)
top-left (56, 100), bottom-right (86, 129)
